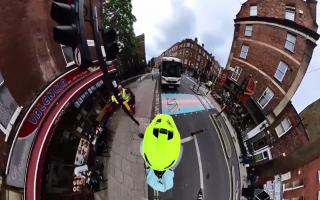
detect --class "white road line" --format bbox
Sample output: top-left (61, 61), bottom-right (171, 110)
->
top-left (232, 166), bottom-right (236, 200)
top-left (209, 115), bottom-right (232, 200)
top-left (181, 136), bottom-right (194, 144)
top-left (194, 135), bottom-right (204, 190)
top-left (186, 76), bottom-right (197, 85)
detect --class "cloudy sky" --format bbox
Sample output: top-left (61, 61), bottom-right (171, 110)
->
top-left (131, 0), bottom-right (320, 113)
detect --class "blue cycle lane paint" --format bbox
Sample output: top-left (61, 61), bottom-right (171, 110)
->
top-left (161, 93), bottom-right (214, 115)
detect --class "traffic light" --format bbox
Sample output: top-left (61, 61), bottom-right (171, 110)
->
top-left (51, 0), bottom-right (91, 68)
top-left (102, 28), bottom-right (119, 61)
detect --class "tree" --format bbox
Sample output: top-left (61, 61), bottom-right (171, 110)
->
top-left (103, 0), bottom-right (139, 77)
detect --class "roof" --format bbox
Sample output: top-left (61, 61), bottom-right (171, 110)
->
top-left (162, 57), bottom-right (182, 63)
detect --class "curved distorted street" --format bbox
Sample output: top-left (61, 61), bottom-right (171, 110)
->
top-left (1, 0), bottom-right (320, 200)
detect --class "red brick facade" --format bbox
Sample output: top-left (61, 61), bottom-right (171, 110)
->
top-left (158, 38), bottom-right (221, 78)
top-left (282, 156), bottom-right (320, 199)
top-left (269, 103), bottom-right (309, 159)
top-left (227, 0), bottom-right (318, 118)
top-left (237, 0), bottom-right (318, 32)
top-left (226, 0), bottom-right (319, 165)
top-left (0, 0), bottom-right (103, 175)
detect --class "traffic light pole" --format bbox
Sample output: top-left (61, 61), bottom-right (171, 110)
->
top-left (91, 6), bottom-right (139, 126)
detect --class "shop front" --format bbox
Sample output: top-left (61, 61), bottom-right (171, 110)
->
top-left (212, 77), bottom-right (269, 159)
top-left (5, 67), bottom-right (114, 200)
top-left (42, 78), bottom-right (113, 200)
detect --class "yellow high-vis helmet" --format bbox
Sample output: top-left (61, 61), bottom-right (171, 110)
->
top-left (142, 114), bottom-right (181, 171)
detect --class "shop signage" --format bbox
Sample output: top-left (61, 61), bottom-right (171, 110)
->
top-left (6, 68), bottom-right (91, 188)
top-left (72, 177), bottom-right (85, 192)
top-left (74, 80), bottom-right (103, 108)
top-left (19, 68), bottom-right (89, 138)
top-left (27, 79), bottom-right (67, 125)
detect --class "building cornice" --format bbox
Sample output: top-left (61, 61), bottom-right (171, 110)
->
top-left (232, 57), bottom-right (286, 95)
top-left (238, 37), bottom-right (301, 66)
top-left (235, 17), bottom-right (319, 43)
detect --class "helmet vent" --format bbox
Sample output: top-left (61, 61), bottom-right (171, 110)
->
top-left (153, 128), bottom-right (159, 138)
top-left (166, 120), bottom-right (173, 128)
top-left (156, 119), bottom-right (162, 123)
top-left (159, 128), bottom-right (167, 135)
top-left (167, 131), bottom-right (173, 140)
top-left (165, 160), bottom-right (175, 169)
top-left (144, 153), bottom-right (152, 166)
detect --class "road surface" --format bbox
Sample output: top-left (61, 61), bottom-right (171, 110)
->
top-left (152, 74), bottom-right (241, 200)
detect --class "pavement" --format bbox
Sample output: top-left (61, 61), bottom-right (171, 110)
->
top-left (94, 75), bottom-right (156, 200)
top-left (150, 74), bottom-right (246, 200)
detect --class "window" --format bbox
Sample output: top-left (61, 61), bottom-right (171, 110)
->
top-left (250, 5), bottom-right (258, 16)
top-left (245, 25), bottom-right (253, 37)
top-left (274, 61), bottom-right (288, 82)
top-left (275, 118), bottom-right (292, 137)
top-left (187, 43), bottom-right (190, 47)
top-left (285, 7), bottom-right (296, 21)
top-left (240, 45), bottom-right (249, 59)
top-left (61, 45), bottom-right (75, 67)
top-left (254, 149), bottom-right (270, 162)
top-left (253, 138), bottom-right (267, 151)
top-left (231, 66), bottom-right (242, 81)
top-left (0, 73), bottom-right (21, 141)
top-left (283, 179), bottom-right (304, 191)
top-left (285, 33), bottom-right (296, 52)
top-left (258, 87), bottom-right (274, 108)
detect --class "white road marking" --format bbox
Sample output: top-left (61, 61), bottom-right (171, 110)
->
top-left (181, 136), bottom-right (194, 144)
top-left (209, 115), bottom-right (232, 200)
top-left (194, 135), bottom-right (204, 191)
top-left (186, 76), bottom-right (197, 85)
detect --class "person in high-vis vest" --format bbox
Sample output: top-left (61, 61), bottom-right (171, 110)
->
top-left (111, 85), bottom-right (135, 114)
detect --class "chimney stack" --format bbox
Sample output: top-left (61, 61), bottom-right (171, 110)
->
top-left (307, 0), bottom-right (317, 22)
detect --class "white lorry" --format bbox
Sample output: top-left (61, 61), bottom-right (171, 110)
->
top-left (160, 57), bottom-right (182, 89)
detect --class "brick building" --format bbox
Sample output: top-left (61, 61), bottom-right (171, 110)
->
top-left (280, 98), bottom-right (320, 200)
top-left (224, 0), bottom-right (319, 164)
top-left (157, 38), bottom-right (222, 80)
top-left (281, 156), bottom-right (320, 200)
top-left (0, 0), bottom-right (109, 199)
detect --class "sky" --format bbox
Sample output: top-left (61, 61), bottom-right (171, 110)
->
top-left (131, 0), bottom-right (320, 113)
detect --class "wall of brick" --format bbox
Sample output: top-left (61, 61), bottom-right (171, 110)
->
top-left (269, 103), bottom-right (309, 159)
top-left (0, 0), bottom-right (104, 175)
top-left (237, 23), bottom-right (308, 63)
top-left (283, 156), bottom-right (320, 199)
top-left (237, 0), bottom-right (317, 32)
top-left (228, 11), bottom-right (317, 117)
top-left (230, 58), bottom-right (284, 115)
top-left (0, 0), bottom-right (68, 106)
top-left (160, 38), bottom-right (221, 76)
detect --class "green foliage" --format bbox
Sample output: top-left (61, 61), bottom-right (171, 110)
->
top-left (103, 0), bottom-right (147, 78)
top-left (103, 0), bottom-right (137, 58)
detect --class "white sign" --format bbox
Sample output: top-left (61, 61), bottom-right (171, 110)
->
top-left (87, 40), bottom-right (95, 47)
top-left (74, 48), bottom-right (82, 66)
